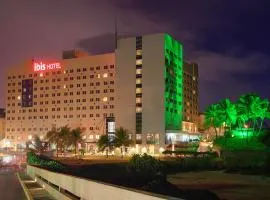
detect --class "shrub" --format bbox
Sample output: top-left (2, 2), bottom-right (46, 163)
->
top-left (27, 151), bottom-right (65, 171)
top-left (162, 150), bottom-right (217, 157)
top-left (222, 150), bottom-right (268, 171)
top-left (128, 154), bottom-right (166, 186)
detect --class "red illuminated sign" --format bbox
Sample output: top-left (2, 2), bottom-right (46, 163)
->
top-left (33, 61), bottom-right (61, 72)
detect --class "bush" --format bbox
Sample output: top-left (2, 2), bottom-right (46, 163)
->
top-left (222, 150), bottom-right (268, 171)
top-left (128, 154), bottom-right (166, 186)
top-left (163, 150), bottom-right (217, 157)
top-left (27, 151), bottom-right (65, 171)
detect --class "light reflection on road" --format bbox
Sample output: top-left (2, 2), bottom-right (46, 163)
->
top-left (0, 152), bottom-right (27, 200)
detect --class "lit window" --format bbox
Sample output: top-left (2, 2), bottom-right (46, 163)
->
top-left (136, 88), bottom-right (142, 94)
top-left (97, 74), bottom-right (101, 78)
top-left (17, 96), bottom-right (21, 100)
top-left (103, 73), bottom-right (108, 78)
top-left (136, 98), bottom-right (141, 103)
top-left (102, 97), bottom-right (108, 102)
top-left (40, 73), bottom-right (43, 77)
top-left (96, 135), bottom-right (100, 140)
top-left (136, 78), bottom-right (142, 84)
top-left (63, 84), bottom-right (66, 89)
top-left (136, 59), bottom-right (142, 65)
top-left (136, 50), bottom-right (142, 56)
top-left (193, 90), bottom-right (196, 95)
top-left (136, 107), bottom-right (142, 113)
top-left (136, 69), bottom-right (142, 74)
top-left (193, 76), bottom-right (196, 81)
top-left (89, 135), bottom-right (93, 139)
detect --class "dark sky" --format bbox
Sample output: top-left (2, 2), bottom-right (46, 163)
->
top-left (1, 0), bottom-right (270, 110)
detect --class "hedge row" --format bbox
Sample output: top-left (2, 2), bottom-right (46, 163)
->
top-left (27, 151), bottom-right (65, 171)
top-left (162, 150), bottom-right (217, 157)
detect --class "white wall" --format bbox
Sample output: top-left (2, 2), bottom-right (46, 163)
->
top-left (27, 165), bottom-right (182, 200)
top-left (142, 34), bottom-right (165, 146)
top-left (115, 38), bottom-right (136, 135)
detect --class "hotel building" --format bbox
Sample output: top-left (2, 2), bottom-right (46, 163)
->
top-left (182, 61), bottom-right (199, 133)
top-left (6, 53), bottom-right (115, 150)
top-left (5, 33), bottom-right (198, 151)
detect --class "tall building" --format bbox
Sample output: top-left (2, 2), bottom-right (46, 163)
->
top-left (116, 33), bottom-right (183, 148)
top-left (6, 53), bottom-right (115, 150)
top-left (0, 109), bottom-right (5, 140)
top-left (5, 33), bottom-right (198, 151)
top-left (182, 61), bottom-right (199, 133)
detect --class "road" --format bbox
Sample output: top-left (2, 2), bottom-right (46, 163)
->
top-left (0, 167), bottom-right (26, 200)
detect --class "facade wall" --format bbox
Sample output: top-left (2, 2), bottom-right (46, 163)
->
top-left (164, 35), bottom-right (183, 133)
top-left (6, 54), bottom-right (115, 148)
top-left (115, 38), bottom-right (137, 136)
top-left (141, 34), bottom-right (165, 146)
top-left (0, 118), bottom-right (5, 140)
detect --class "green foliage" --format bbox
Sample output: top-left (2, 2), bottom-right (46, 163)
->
top-left (222, 150), bottom-right (268, 171)
top-left (97, 135), bottom-right (113, 151)
top-left (46, 126), bottom-right (85, 156)
top-left (27, 151), bottom-right (65, 171)
top-left (205, 94), bottom-right (270, 140)
top-left (114, 127), bottom-right (132, 148)
top-left (29, 135), bottom-right (48, 154)
top-left (259, 130), bottom-right (270, 147)
top-left (204, 104), bottom-right (223, 136)
top-left (163, 156), bottom-right (222, 173)
top-left (162, 150), bottom-right (217, 157)
top-left (129, 154), bottom-right (166, 185)
top-left (215, 137), bottom-right (266, 151)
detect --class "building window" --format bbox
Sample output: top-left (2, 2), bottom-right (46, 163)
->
top-left (136, 88), bottom-right (142, 94)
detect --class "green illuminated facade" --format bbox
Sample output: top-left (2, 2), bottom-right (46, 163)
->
top-left (164, 34), bottom-right (183, 131)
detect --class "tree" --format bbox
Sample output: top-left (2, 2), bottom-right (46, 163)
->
top-left (46, 127), bottom-right (60, 157)
top-left (97, 134), bottom-right (113, 157)
top-left (218, 99), bottom-right (237, 131)
top-left (68, 127), bottom-right (85, 155)
top-left (204, 104), bottom-right (223, 138)
top-left (29, 135), bottom-right (48, 154)
top-left (58, 125), bottom-right (71, 154)
top-left (114, 127), bottom-right (132, 157)
top-left (46, 125), bottom-right (70, 157)
top-left (257, 99), bottom-right (270, 134)
top-left (236, 94), bottom-right (269, 136)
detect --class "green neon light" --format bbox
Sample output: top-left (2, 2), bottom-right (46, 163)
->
top-left (164, 34), bottom-right (183, 131)
top-left (231, 128), bottom-right (255, 138)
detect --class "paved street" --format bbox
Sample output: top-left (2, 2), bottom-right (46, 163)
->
top-left (0, 167), bottom-right (26, 200)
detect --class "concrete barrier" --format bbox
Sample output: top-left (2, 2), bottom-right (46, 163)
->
top-left (27, 165), bottom-right (183, 200)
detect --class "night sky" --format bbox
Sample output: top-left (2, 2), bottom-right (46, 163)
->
top-left (1, 0), bottom-right (270, 110)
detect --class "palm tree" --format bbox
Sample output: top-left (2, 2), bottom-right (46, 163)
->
top-left (114, 127), bottom-right (132, 157)
top-left (237, 94), bottom-right (263, 133)
top-left (30, 135), bottom-right (48, 154)
top-left (218, 99), bottom-right (237, 131)
top-left (204, 104), bottom-right (223, 138)
top-left (46, 126), bottom-right (60, 157)
top-left (58, 125), bottom-right (71, 154)
top-left (97, 134), bottom-right (113, 157)
top-left (69, 127), bottom-right (85, 155)
top-left (257, 99), bottom-right (270, 134)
